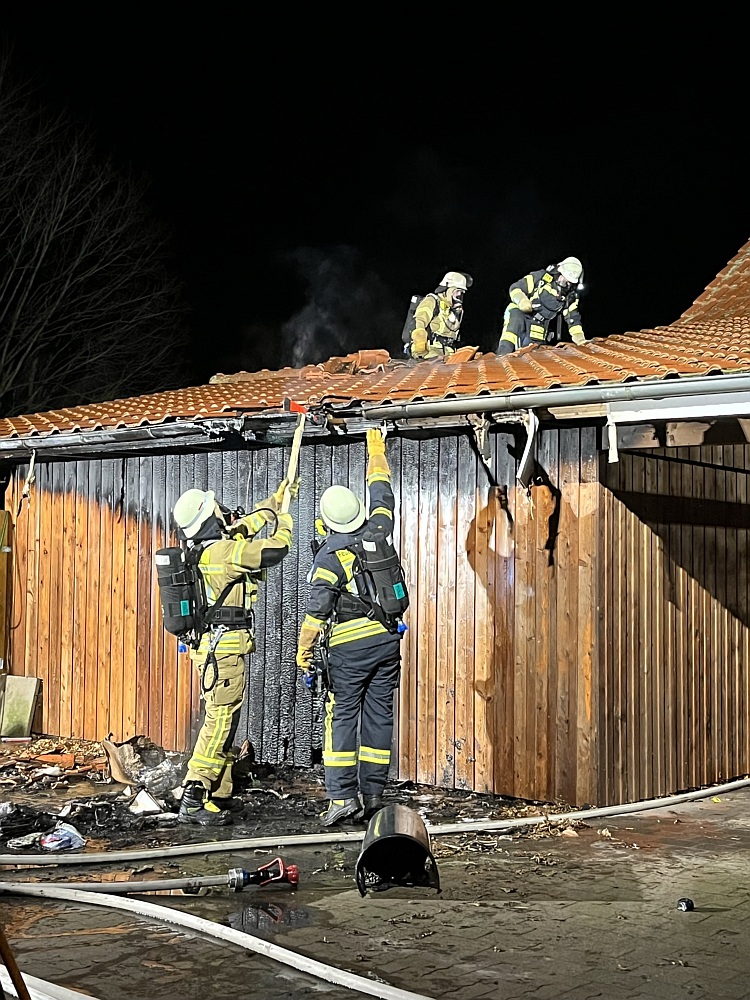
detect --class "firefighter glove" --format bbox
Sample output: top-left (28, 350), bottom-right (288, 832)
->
top-left (510, 290), bottom-right (534, 314)
top-left (366, 428), bottom-right (386, 456)
top-left (272, 477), bottom-right (301, 508)
top-left (411, 328), bottom-right (428, 357)
top-left (297, 619), bottom-right (321, 670)
top-left (571, 329), bottom-right (587, 346)
top-left (296, 646), bottom-right (314, 670)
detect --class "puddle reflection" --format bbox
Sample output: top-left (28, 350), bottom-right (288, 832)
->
top-left (228, 900), bottom-right (312, 933)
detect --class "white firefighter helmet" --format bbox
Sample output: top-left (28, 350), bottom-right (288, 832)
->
top-left (557, 257), bottom-right (583, 284)
top-left (173, 488), bottom-right (216, 539)
top-left (439, 271), bottom-right (470, 291)
top-left (320, 485), bottom-right (366, 534)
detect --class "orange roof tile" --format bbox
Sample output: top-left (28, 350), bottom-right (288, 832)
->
top-left (2, 240), bottom-right (750, 441)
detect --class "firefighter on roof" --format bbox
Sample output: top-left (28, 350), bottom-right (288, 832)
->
top-left (172, 481), bottom-right (296, 825)
top-left (296, 428), bottom-right (405, 827)
top-left (409, 271), bottom-right (472, 359)
top-left (496, 256), bottom-right (587, 354)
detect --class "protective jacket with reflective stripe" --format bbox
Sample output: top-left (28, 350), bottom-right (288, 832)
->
top-left (506, 268), bottom-right (584, 343)
top-left (193, 500), bottom-right (292, 658)
top-left (303, 475), bottom-right (396, 650)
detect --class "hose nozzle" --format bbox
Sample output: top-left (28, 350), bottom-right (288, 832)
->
top-left (227, 858), bottom-right (300, 891)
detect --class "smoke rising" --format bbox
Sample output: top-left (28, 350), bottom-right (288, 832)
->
top-left (281, 246), bottom-right (401, 368)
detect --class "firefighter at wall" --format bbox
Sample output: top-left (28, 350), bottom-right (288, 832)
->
top-left (172, 482), bottom-right (296, 825)
top-left (409, 271), bottom-right (473, 359)
top-left (296, 429), bottom-right (403, 826)
top-left (496, 256), bottom-right (587, 355)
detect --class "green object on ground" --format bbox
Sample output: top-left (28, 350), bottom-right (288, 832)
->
top-left (0, 675), bottom-right (41, 737)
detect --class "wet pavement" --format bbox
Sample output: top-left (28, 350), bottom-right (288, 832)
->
top-left (2, 758), bottom-right (750, 998)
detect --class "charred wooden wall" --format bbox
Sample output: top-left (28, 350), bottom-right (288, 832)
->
top-left (5, 431), bottom-right (746, 805)
top-left (601, 444), bottom-right (750, 804)
top-left (1, 428), bottom-right (604, 803)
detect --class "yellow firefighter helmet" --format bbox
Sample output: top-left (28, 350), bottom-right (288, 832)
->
top-left (320, 485), bottom-right (366, 534)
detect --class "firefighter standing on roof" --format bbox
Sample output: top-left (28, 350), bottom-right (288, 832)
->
top-left (409, 271), bottom-right (473, 359)
top-left (172, 481), bottom-right (296, 826)
top-left (496, 256), bottom-right (587, 355)
top-left (296, 428), bottom-right (403, 827)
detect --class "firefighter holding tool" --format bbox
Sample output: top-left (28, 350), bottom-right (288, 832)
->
top-left (169, 480), bottom-right (297, 825)
top-left (296, 427), bottom-right (409, 827)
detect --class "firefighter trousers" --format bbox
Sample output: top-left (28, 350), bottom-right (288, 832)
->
top-left (497, 306), bottom-right (546, 354)
top-left (323, 636), bottom-right (401, 799)
top-left (186, 649), bottom-right (246, 799)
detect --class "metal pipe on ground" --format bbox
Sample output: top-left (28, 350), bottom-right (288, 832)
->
top-left (1, 777), bottom-right (748, 868)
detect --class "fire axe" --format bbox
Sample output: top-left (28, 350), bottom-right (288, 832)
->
top-left (281, 398), bottom-right (306, 514)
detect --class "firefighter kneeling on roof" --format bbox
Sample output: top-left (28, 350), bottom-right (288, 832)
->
top-left (296, 428), bottom-right (409, 827)
top-left (171, 481), bottom-right (296, 825)
top-left (496, 256), bottom-right (587, 355)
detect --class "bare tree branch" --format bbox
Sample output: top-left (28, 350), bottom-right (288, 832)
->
top-left (0, 52), bottom-right (190, 416)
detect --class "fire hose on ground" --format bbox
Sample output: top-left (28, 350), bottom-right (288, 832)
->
top-left (0, 883), bottom-right (437, 1000)
top-left (20, 858), bottom-right (299, 895)
top-left (0, 966), bottom-right (102, 1000)
top-left (1, 775), bottom-right (748, 868)
top-left (1, 777), bottom-right (749, 1000)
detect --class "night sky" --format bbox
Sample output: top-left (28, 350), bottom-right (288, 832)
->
top-left (2, 13), bottom-right (748, 387)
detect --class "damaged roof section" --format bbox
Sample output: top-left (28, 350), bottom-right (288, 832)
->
top-left (1, 238), bottom-right (750, 444)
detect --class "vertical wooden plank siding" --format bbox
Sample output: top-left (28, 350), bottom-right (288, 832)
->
top-left (35, 464), bottom-right (52, 731)
top-left (512, 437), bottom-right (534, 798)
top-left (135, 457), bottom-right (153, 740)
top-left (58, 463), bottom-right (75, 739)
top-left (416, 438), bottom-right (439, 786)
top-left (123, 459), bottom-right (139, 741)
top-left (532, 431), bottom-right (556, 800)
top-left (396, 437), bottom-right (418, 779)
top-left (46, 463), bottom-right (63, 737)
top-left (601, 443), bottom-right (750, 802)
top-left (576, 427), bottom-right (599, 807)
top-left (473, 444), bottom-right (495, 794)
top-left (72, 462), bottom-right (89, 738)
top-left (454, 436), bottom-right (477, 789)
top-left (492, 432), bottom-right (516, 794)
top-left (435, 436), bottom-right (458, 787)
top-left (96, 460), bottom-right (114, 741)
top-left (4, 435), bottom-right (749, 806)
top-left (82, 461), bottom-right (100, 741)
top-left (556, 428), bottom-right (580, 804)
top-left (110, 460), bottom-right (126, 743)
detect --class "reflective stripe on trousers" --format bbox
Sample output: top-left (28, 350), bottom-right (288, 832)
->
top-left (186, 650), bottom-right (246, 798)
top-left (322, 637), bottom-right (401, 798)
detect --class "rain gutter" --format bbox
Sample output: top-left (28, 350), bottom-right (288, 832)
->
top-left (0, 419), bottom-right (243, 460)
top-left (360, 371), bottom-right (750, 423)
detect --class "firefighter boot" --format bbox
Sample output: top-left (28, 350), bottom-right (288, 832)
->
top-left (362, 794), bottom-right (384, 820)
top-left (319, 797), bottom-right (364, 827)
top-left (178, 781), bottom-right (232, 826)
